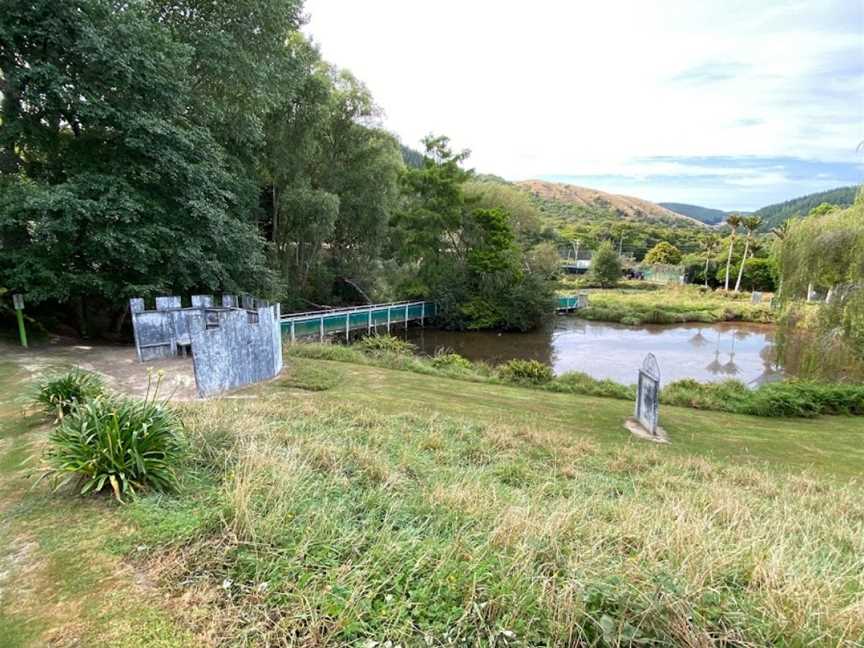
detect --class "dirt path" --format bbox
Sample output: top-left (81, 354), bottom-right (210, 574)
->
top-left (1, 341), bottom-right (199, 401)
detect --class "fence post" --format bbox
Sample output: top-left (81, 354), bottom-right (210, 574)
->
top-left (421, 302), bottom-right (425, 327)
top-left (387, 306), bottom-right (391, 333)
top-left (291, 321), bottom-right (296, 344)
top-left (345, 312), bottom-right (350, 341)
top-left (320, 316), bottom-right (324, 342)
top-left (368, 309), bottom-right (372, 334)
top-left (405, 303), bottom-right (409, 330)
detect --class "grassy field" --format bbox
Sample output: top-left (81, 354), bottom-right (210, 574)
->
top-left (1, 354), bottom-right (863, 645)
top-left (560, 284), bottom-right (775, 325)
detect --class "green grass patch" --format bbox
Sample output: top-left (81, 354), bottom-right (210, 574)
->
top-left (574, 285), bottom-right (775, 325)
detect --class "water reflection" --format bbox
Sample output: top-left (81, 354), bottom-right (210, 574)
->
top-left (406, 318), bottom-right (782, 385)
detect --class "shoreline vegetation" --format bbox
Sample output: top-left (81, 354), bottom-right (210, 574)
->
top-left (285, 338), bottom-right (864, 418)
top-left (559, 283), bottom-right (776, 325)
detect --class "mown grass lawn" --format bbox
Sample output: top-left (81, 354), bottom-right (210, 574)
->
top-left (1, 354), bottom-right (863, 646)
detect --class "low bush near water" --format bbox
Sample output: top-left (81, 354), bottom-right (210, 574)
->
top-left (41, 392), bottom-right (184, 501)
top-left (497, 358), bottom-right (554, 384)
top-left (662, 378), bottom-right (864, 417)
top-left (354, 334), bottom-right (417, 355)
top-left (430, 350), bottom-right (474, 372)
top-left (35, 368), bottom-right (104, 419)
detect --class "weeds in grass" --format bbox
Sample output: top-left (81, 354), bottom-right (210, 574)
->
top-left (125, 397), bottom-right (864, 646)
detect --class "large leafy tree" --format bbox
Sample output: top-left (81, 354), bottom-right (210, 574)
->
top-left (0, 0), bottom-right (271, 334)
top-left (396, 136), bottom-right (553, 330)
top-left (261, 52), bottom-right (403, 306)
top-left (643, 241), bottom-right (683, 266)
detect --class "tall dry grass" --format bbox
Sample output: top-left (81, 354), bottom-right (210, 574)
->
top-left (133, 397), bottom-right (864, 646)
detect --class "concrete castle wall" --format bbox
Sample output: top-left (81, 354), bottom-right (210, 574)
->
top-left (130, 295), bottom-right (283, 397)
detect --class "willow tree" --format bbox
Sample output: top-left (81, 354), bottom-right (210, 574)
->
top-left (777, 192), bottom-right (864, 378)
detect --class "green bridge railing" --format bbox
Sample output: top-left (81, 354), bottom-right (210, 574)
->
top-left (281, 301), bottom-right (437, 342)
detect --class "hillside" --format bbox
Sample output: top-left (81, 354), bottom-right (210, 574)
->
top-left (660, 202), bottom-right (729, 225)
top-left (755, 185), bottom-right (858, 230)
top-left (518, 180), bottom-right (706, 227)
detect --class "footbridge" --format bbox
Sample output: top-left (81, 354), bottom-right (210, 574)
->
top-left (282, 301), bottom-right (437, 342)
top-left (281, 295), bottom-right (587, 342)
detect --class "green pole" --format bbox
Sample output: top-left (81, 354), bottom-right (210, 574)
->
top-left (15, 308), bottom-right (27, 348)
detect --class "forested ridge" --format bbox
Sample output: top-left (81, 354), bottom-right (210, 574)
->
top-left (754, 185), bottom-right (858, 230)
top-left (0, 0), bottom-right (554, 335)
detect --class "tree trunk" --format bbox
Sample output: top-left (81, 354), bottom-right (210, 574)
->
top-left (271, 185), bottom-right (279, 243)
top-left (704, 256), bottom-right (710, 288)
top-left (734, 238), bottom-right (750, 292)
top-left (74, 295), bottom-right (89, 339)
top-left (724, 236), bottom-right (735, 290)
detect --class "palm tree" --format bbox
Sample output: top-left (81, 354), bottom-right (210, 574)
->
top-left (734, 215), bottom-right (763, 292)
top-left (723, 214), bottom-right (743, 290)
top-left (699, 234), bottom-right (720, 288)
top-left (771, 220), bottom-right (790, 241)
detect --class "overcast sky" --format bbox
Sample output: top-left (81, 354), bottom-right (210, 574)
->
top-left (303, 0), bottom-right (863, 211)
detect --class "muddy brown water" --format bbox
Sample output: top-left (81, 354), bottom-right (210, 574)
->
top-left (406, 317), bottom-right (783, 386)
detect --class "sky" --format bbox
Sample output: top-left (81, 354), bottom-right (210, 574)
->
top-left (303, 0), bottom-right (864, 211)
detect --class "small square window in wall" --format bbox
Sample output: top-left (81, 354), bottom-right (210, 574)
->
top-left (247, 311), bottom-right (259, 325)
top-left (205, 310), bottom-right (220, 329)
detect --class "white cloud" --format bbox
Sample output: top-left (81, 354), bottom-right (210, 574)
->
top-left (303, 0), bottom-right (863, 206)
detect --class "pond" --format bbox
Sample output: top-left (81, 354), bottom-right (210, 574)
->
top-left (406, 317), bottom-right (783, 386)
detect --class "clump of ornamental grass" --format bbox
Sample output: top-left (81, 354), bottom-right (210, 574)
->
top-left (40, 371), bottom-right (183, 502)
top-left (35, 368), bottom-right (104, 420)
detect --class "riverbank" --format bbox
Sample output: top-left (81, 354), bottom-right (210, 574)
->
top-left (564, 284), bottom-right (775, 325)
top-left (286, 342), bottom-right (864, 418)
top-left (1, 351), bottom-right (863, 645)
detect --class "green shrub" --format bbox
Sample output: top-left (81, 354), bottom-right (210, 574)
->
top-left (747, 382), bottom-right (864, 418)
top-left (662, 379), bottom-right (864, 417)
top-left (430, 351), bottom-right (473, 372)
top-left (498, 359), bottom-right (554, 384)
top-left (550, 371), bottom-right (636, 400)
top-left (41, 391), bottom-right (184, 502)
top-left (354, 335), bottom-right (417, 355)
top-left (35, 369), bottom-right (104, 420)
top-left (662, 379), bottom-right (750, 412)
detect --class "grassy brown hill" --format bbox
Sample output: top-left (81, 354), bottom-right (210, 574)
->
top-left (518, 179), bottom-right (706, 227)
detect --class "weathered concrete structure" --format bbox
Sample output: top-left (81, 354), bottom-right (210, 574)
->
top-left (635, 353), bottom-right (661, 436)
top-left (130, 295), bottom-right (282, 397)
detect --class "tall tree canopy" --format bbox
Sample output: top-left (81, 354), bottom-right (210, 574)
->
top-left (395, 137), bottom-right (553, 331)
top-left (0, 0), bottom-right (273, 333)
